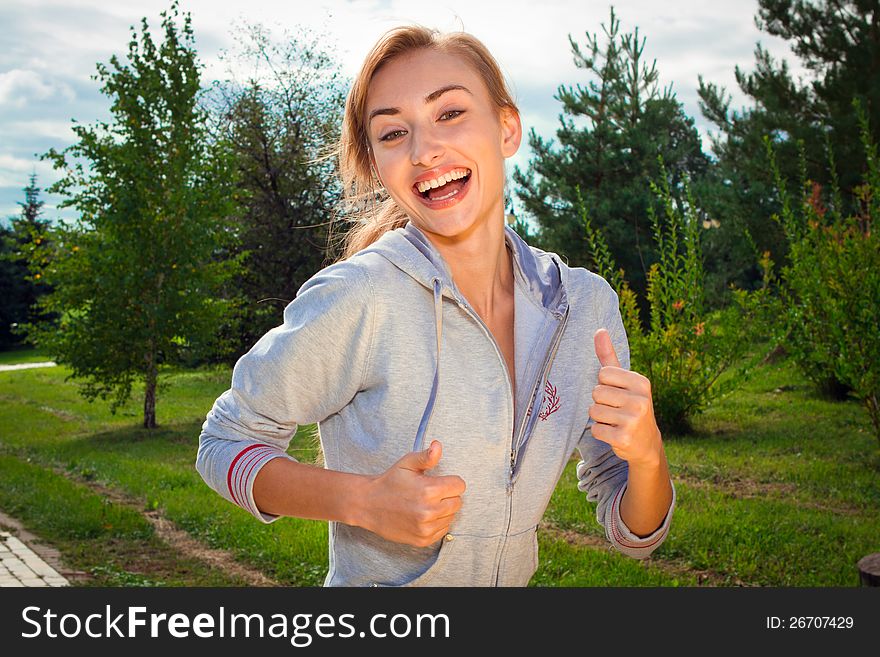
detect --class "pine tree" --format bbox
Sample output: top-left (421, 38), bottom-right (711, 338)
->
top-left (0, 174), bottom-right (53, 349)
top-left (514, 8), bottom-right (708, 306)
top-left (697, 0), bottom-right (880, 291)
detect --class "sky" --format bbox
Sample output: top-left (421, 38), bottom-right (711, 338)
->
top-left (0, 0), bottom-right (808, 224)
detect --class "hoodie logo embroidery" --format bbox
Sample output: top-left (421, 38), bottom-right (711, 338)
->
top-left (526, 379), bottom-right (561, 421)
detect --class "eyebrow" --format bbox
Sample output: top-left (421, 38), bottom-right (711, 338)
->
top-left (368, 84), bottom-right (473, 125)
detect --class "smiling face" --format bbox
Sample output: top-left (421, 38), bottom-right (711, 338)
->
top-left (365, 48), bottom-right (521, 243)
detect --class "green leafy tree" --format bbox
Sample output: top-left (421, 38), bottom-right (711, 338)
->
top-left (206, 22), bottom-right (346, 359)
top-left (514, 7), bottom-right (708, 311)
top-left (27, 2), bottom-right (241, 428)
top-left (0, 174), bottom-right (54, 349)
top-left (764, 103), bottom-right (880, 441)
top-left (697, 0), bottom-right (880, 293)
top-left (581, 161), bottom-right (776, 434)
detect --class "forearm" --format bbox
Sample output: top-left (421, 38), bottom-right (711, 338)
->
top-left (619, 445), bottom-right (673, 538)
top-left (252, 457), bottom-right (370, 527)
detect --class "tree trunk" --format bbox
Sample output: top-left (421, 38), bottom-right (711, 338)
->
top-left (144, 352), bottom-right (158, 429)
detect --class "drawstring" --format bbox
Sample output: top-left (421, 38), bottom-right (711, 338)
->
top-left (412, 276), bottom-right (444, 452)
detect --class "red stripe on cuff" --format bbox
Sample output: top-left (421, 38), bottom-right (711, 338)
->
top-left (227, 444), bottom-right (270, 507)
top-left (236, 448), bottom-right (275, 514)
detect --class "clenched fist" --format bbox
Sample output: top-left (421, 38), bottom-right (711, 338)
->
top-left (357, 440), bottom-right (466, 547)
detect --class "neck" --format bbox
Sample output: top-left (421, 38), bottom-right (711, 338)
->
top-left (422, 214), bottom-right (514, 319)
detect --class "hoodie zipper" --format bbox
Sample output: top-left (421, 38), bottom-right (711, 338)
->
top-left (452, 294), bottom-right (568, 478)
top-left (452, 294), bottom-right (568, 585)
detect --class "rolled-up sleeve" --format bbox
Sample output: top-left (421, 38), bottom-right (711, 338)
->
top-left (574, 280), bottom-right (675, 559)
top-left (196, 259), bottom-right (375, 523)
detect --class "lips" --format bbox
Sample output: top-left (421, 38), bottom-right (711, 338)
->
top-left (411, 167), bottom-right (472, 209)
top-left (411, 166), bottom-right (472, 196)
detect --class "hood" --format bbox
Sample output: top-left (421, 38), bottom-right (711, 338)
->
top-left (365, 220), bottom-right (569, 314)
top-left (361, 220), bottom-right (570, 454)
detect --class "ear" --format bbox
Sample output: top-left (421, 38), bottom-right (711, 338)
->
top-left (499, 107), bottom-right (522, 159)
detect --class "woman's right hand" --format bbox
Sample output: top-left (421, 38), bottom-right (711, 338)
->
top-left (354, 440), bottom-right (467, 547)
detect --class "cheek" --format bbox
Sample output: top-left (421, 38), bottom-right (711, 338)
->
top-left (374, 158), bottom-right (410, 197)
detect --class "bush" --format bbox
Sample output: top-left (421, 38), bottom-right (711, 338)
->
top-left (765, 102), bottom-right (880, 444)
top-left (579, 159), bottom-right (775, 434)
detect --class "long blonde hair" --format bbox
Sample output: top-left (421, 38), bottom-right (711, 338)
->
top-left (330, 25), bottom-right (520, 262)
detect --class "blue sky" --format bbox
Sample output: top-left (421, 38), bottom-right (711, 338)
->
top-left (0, 0), bottom-right (806, 224)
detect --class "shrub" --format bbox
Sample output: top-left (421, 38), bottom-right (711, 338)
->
top-left (764, 102), bottom-right (880, 444)
top-left (579, 159), bottom-right (776, 434)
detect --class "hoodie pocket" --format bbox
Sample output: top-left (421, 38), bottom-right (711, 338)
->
top-left (371, 534), bottom-right (458, 587)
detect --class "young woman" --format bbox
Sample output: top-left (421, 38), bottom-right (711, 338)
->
top-left (196, 25), bottom-right (675, 587)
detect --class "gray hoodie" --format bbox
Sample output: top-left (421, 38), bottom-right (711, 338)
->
top-left (196, 220), bottom-right (676, 586)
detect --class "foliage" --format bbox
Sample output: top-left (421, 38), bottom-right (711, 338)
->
top-left (1, 349), bottom-right (876, 586)
top-left (764, 102), bottom-right (880, 443)
top-left (698, 0), bottom-right (880, 294)
top-left (23, 2), bottom-right (242, 427)
top-left (514, 7), bottom-right (708, 312)
top-left (0, 174), bottom-right (55, 349)
top-left (205, 22), bottom-right (347, 360)
top-left (580, 161), bottom-right (776, 434)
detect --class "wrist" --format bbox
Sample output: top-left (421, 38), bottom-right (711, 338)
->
top-left (629, 434), bottom-right (665, 471)
top-left (341, 472), bottom-right (376, 530)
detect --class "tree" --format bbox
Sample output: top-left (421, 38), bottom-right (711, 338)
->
top-left (514, 8), bottom-right (708, 310)
top-left (28, 2), bottom-right (241, 428)
top-left (580, 160), bottom-right (776, 434)
top-left (0, 174), bottom-right (53, 349)
top-left (764, 104), bottom-right (880, 442)
top-left (205, 23), bottom-right (346, 358)
top-left (697, 0), bottom-right (880, 293)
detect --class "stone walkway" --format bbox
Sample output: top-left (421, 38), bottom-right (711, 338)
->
top-left (0, 531), bottom-right (69, 587)
top-left (0, 361), bottom-right (57, 372)
top-left (1, 362), bottom-right (81, 586)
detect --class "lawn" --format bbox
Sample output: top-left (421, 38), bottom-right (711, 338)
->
top-left (0, 346), bottom-right (877, 586)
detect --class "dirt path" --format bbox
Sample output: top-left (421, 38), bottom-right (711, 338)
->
top-left (54, 467), bottom-right (279, 587)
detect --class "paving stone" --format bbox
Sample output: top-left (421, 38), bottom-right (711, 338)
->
top-left (22, 557), bottom-right (61, 578)
top-left (0, 526), bottom-right (70, 588)
top-left (18, 578), bottom-right (47, 587)
top-left (5, 536), bottom-right (33, 555)
top-left (45, 578), bottom-right (70, 587)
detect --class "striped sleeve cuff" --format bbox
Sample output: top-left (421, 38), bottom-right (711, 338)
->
top-left (227, 443), bottom-right (297, 524)
top-left (606, 478), bottom-right (676, 560)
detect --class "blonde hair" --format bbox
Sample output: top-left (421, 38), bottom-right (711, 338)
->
top-left (330, 25), bottom-right (519, 262)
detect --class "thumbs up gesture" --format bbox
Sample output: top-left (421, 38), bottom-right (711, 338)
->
top-left (589, 328), bottom-right (663, 467)
top-left (359, 440), bottom-right (467, 547)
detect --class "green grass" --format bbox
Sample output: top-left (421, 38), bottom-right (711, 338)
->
top-left (0, 346), bottom-right (51, 365)
top-left (0, 352), bottom-right (877, 586)
top-left (0, 454), bottom-right (248, 586)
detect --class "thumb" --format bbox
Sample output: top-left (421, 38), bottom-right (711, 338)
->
top-left (400, 440), bottom-right (442, 472)
top-left (594, 328), bottom-right (621, 368)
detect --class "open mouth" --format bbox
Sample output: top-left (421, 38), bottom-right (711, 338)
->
top-left (413, 168), bottom-right (472, 203)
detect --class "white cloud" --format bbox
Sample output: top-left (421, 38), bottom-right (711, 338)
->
top-left (0, 154), bottom-right (58, 188)
top-left (0, 0), bottom-right (814, 218)
top-left (0, 69), bottom-right (76, 107)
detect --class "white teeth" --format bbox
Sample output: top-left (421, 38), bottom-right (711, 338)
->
top-left (416, 168), bottom-right (470, 193)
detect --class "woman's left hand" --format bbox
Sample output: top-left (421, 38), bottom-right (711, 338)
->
top-left (588, 328), bottom-right (664, 468)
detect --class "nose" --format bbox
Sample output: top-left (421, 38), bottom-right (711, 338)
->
top-left (409, 123), bottom-right (444, 167)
